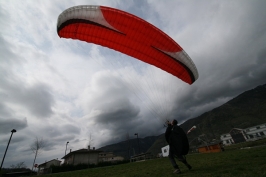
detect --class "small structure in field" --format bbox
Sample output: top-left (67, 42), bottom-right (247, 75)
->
top-left (197, 141), bottom-right (224, 153)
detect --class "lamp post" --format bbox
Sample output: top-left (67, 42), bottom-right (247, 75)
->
top-left (0, 129), bottom-right (16, 170)
top-left (65, 142), bottom-right (69, 156)
top-left (134, 133), bottom-right (140, 154)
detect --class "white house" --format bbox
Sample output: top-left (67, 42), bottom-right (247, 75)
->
top-left (62, 147), bottom-right (102, 165)
top-left (220, 123), bottom-right (266, 145)
top-left (62, 146), bottom-right (124, 165)
top-left (220, 133), bottom-right (234, 145)
top-left (245, 123), bottom-right (266, 141)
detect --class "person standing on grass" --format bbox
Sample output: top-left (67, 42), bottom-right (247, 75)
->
top-left (165, 119), bottom-right (192, 174)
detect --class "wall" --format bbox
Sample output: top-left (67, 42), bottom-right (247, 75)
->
top-left (45, 160), bottom-right (61, 167)
top-left (73, 153), bottom-right (99, 165)
top-left (220, 133), bottom-right (234, 145)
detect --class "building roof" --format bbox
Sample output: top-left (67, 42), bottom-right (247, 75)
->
top-left (246, 123), bottom-right (266, 129)
top-left (220, 133), bottom-right (230, 136)
top-left (62, 148), bottom-right (103, 159)
top-left (38, 159), bottom-right (61, 167)
top-left (229, 128), bottom-right (244, 134)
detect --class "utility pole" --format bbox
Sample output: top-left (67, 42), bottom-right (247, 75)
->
top-left (134, 133), bottom-right (140, 154)
top-left (65, 142), bottom-right (69, 156)
top-left (0, 129), bottom-right (16, 169)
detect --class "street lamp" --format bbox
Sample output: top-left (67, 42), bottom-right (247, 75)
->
top-left (134, 133), bottom-right (140, 154)
top-left (65, 142), bottom-right (69, 156)
top-left (0, 129), bottom-right (16, 169)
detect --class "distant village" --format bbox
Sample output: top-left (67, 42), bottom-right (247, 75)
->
top-left (35, 122), bottom-right (265, 175)
top-left (37, 146), bottom-right (124, 174)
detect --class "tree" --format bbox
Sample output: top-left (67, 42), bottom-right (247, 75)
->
top-left (30, 137), bottom-right (45, 171)
top-left (10, 162), bottom-right (27, 169)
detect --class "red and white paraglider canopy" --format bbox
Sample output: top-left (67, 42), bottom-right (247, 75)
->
top-left (57, 5), bottom-right (198, 84)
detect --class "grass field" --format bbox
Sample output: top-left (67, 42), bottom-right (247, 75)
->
top-left (43, 144), bottom-right (266, 177)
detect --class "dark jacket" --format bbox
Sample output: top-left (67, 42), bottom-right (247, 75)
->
top-left (165, 124), bottom-right (189, 156)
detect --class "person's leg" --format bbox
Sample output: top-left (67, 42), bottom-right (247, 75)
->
top-left (176, 155), bottom-right (192, 170)
top-left (168, 150), bottom-right (181, 173)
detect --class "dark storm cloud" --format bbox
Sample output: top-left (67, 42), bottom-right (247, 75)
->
top-left (96, 99), bottom-right (140, 125)
top-left (10, 134), bottom-right (28, 144)
top-left (87, 71), bottom-right (141, 125)
top-left (0, 117), bottom-right (27, 134)
top-left (0, 35), bottom-right (55, 118)
top-left (49, 124), bottom-right (80, 137)
top-left (172, 46), bottom-right (266, 121)
top-left (97, 113), bottom-right (162, 147)
top-left (42, 141), bottom-right (57, 151)
top-left (0, 102), bottom-right (13, 118)
top-left (1, 80), bottom-right (55, 118)
top-left (86, 72), bottom-right (169, 147)
top-left (19, 84), bottom-right (55, 118)
top-left (157, 1), bottom-right (266, 123)
top-left (39, 124), bottom-right (81, 146)
top-left (94, 103), bottom-right (141, 145)
top-left (62, 124), bottom-right (81, 135)
top-left (172, 56), bottom-right (266, 123)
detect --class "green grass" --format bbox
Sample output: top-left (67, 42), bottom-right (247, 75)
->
top-left (44, 145), bottom-right (266, 177)
top-left (224, 138), bottom-right (266, 151)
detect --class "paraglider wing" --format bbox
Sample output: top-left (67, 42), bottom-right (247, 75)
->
top-left (187, 125), bottom-right (196, 134)
top-left (57, 5), bottom-right (198, 84)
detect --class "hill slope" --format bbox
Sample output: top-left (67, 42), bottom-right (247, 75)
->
top-left (98, 136), bottom-right (159, 159)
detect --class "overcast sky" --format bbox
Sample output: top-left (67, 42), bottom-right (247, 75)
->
top-left (1, 0), bottom-right (266, 168)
